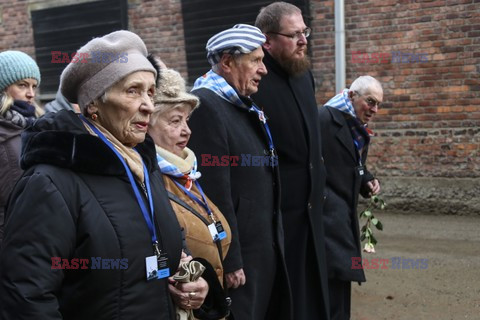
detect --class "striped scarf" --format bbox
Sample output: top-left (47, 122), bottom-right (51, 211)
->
top-left (324, 89), bottom-right (370, 153)
top-left (324, 89), bottom-right (356, 118)
top-left (156, 145), bottom-right (201, 191)
top-left (192, 69), bottom-right (276, 155)
top-left (192, 70), bottom-right (248, 108)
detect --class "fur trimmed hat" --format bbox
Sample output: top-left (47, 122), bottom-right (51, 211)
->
top-left (0, 51), bottom-right (41, 92)
top-left (60, 30), bottom-right (156, 110)
top-left (153, 69), bottom-right (199, 114)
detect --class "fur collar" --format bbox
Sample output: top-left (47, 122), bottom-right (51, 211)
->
top-left (20, 110), bottom-right (158, 175)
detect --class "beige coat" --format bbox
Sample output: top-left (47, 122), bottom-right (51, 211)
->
top-left (163, 176), bottom-right (231, 286)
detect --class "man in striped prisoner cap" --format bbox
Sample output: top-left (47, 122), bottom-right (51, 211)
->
top-left (188, 24), bottom-right (294, 320)
top-left (195, 23), bottom-right (267, 98)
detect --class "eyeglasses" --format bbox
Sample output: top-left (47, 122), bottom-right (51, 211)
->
top-left (268, 27), bottom-right (311, 40)
top-left (354, 91), bottom-right (381, 108)
top-left (364, 97), bottom-right (381, 108)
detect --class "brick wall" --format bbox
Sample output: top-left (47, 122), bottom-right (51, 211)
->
top-left (1, 0), bottom-right (478, 214)
top-left (311, 0), bottom-right (480, 214)
top-left (0, 1), bottom-right (35, 55)
top-left (128, 0), bottom-right (188, 77)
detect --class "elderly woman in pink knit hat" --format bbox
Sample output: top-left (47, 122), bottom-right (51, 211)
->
top-left (0, 30), bottom-right (208, 320)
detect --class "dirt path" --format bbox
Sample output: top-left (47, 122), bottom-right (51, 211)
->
top-left (351, 212), bottom-right (480, 320)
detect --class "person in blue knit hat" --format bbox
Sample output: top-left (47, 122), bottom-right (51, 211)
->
top-left (0, 50), bottom-right (43, 246)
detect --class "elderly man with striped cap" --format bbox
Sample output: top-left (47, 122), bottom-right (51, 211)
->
top-left (188, 24), bottom-right (293, 320)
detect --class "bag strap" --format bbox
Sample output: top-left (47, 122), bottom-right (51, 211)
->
top-left (167, 191), bottom-right (231, 300)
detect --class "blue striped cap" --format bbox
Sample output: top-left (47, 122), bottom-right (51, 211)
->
top-left (206, 24), bottom-right (266, 66)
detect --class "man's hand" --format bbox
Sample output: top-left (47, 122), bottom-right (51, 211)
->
top-left (367, 179), bottom-right (381, 196)
top-left (225, 268), bottom-right (246, 289)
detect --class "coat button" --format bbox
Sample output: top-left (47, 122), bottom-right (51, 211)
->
top-left (307, 202), bottom-right (312, 210)
top-left (321, 157), bottom-right (324, 163)
top-left (309, 163), bottom-right (313, 169)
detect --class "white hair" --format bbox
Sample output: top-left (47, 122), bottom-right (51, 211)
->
top-left (350, 75), bottom-right (382, 95)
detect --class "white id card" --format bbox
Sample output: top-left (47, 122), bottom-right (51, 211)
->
top-left (146, 255), bottom-right (158, 281)
top-left (208, 223), bottom-right (219, 241)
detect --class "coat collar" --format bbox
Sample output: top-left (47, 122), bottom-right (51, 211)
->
top-left (327, 106), bottom-right (357, 162)
top-left (20, 110), bottom-right (158, 175)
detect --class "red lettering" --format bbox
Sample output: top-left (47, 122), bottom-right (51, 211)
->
top-left (370, 258), bottom-right (379, 269)
top-left (220, 155), bottom-right (230, 166)
top-left (80, 258), bottom-right (89, 269)
top-left (370, 53), bottom-right (379, 64)
top-left (71, 52), bottom-right (80, 63)
top-left (351, 257), bottom-right (362, 269)
top-left (201, 154), bottom-right (211, 166)
top-left (360, 53), bottom-right (369, 64)
top-left (60, 52), bottom-right (71, 64)
top-left (362, 258), bottom-right (370, 269)
top-left (70, 258), bottom-right (79, 269)
top-left (380, 258), bottom-right (389, 269)
top-left (51, 51), bottom-right (62, 63)
top-left (211, 156), bottom-right (220, 167)
top-left (379, 52), bottom-right (390, 64)
top-left (79, 52), bottom-right (89, 63)
top-left (351, 51), bottom-right (361, 64)
top-left (61, 258), bottom-right (71, 270)
top-left (51, 257), bottom-right (62, 269)
top-left (230, 156), bottom-right (239, 167)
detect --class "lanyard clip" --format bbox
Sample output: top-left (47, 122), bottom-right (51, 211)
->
top-left (210, 214), bottom-right (217, 224)
top-left (153, 241), bottom-right (161, 258)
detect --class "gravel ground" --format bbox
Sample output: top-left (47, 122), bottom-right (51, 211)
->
top-left (351, 211), bottom-right (480, 320)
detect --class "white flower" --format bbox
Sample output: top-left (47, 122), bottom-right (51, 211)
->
top-left (364, 242), bottom-right (376, 253)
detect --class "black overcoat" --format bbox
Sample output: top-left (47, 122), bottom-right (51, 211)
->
top-left (188, 88), bottom-right (293, 320)
top-left (318, 106), bottom-right (376, 282)
top-left (0, 110), bottom-right (183, 320)
top-left (252, 51), bottom-right (330, 320)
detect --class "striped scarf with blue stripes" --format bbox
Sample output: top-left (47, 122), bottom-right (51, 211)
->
top-left (192, 70), bottom-right (248, 108)
top-left (324, 89), bottom-right (356, 118)
top-left (324, 89), bottom-right (370, 154)
top-left (156, 146), bottom-right (201, 191)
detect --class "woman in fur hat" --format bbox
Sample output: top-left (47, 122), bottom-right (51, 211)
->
top-left (0, 31), bottom-right (208, 320)
top-left (0, 50), bottom-right (43, 246)
top-left (149, 68), bottom-right (232, 319)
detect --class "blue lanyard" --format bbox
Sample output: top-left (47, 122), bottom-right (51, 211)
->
top-left (80, 115), bottom-right (158, 244)
top-left (353, 140), bottom-right (363, 166)
top-left (170, 177), bottom-right (215, 222)
top-left (249, 105), bottom-right (275, 158)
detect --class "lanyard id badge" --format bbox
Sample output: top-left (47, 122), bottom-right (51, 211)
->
top-left (215, 221), bottom-right (227, 241)
top-left (356, 165), bottom-right (365, 176)
top-left (208, 221), bottom-right (227, 242)
top-left (145, 244), bottom-right (170, 280)
top-left (80, 115), bottom-right (170, 281)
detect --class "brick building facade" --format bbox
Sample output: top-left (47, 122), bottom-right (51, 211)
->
top-left (1, 0), bottom-right (479, 214)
